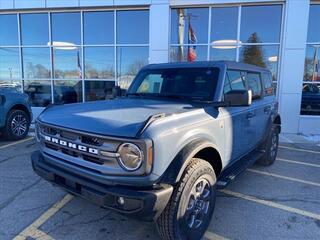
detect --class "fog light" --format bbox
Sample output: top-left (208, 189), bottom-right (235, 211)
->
top-left (117, 196), bottom-right (125, 206)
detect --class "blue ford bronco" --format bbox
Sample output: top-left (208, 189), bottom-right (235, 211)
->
top-left (32, 61), bottom-right (281, 240)
top-left (0, 88), bottom-right (32, 140)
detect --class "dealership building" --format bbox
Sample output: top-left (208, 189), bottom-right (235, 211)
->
top-left (0, 0), bottom-right (319, 134)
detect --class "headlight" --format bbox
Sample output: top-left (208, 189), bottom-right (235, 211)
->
top-left (117, 143), bottom-right (144, 171)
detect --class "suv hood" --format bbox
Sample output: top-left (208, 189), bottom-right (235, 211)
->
top-left (38, 98), bottom-right (198, 138)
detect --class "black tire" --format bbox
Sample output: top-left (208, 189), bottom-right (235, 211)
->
top-left (156, 158), bottom-right (216, 240)
top-left (256, 125), bottom-right (279, 166)
top-left (3, 110), bottom-right (30, 141)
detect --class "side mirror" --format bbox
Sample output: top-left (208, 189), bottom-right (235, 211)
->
top-left (224, 89), bottom-right (252, 107)
top-left (112, 86), bottom-right (125, 98)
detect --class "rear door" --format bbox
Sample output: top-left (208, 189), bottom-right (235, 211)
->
top-left (244, 72), bottom-right (265, 150)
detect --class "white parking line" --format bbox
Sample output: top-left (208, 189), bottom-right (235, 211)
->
top-left (204, 231), bottom-right (229, 240)
top-left (279, 145), bottom-right (320, 154)
top-left (221, 189), bottom-right (320, 221)
top-left (247, 169), bottom-right (320, 187)
top-left (0, 137), bottom-right (34, 150)
top-left (277, 157), bottom-right (320, 168)
top-left (13, 194), bottom-right (73, 240)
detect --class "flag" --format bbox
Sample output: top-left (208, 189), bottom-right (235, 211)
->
top-left (77, 51), bottom-right (82, 79)
top-left (187, 21), bottom-right (197, 62)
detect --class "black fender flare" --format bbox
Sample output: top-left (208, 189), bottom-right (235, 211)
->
top-left (160, 139), bottom-right (222, 185)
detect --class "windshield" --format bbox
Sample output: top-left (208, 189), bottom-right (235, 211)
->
top-left (128, 67), bottom-right (220, 101)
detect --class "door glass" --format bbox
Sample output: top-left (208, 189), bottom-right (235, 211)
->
top-left (246, 72), bottom-right (262, 99)
top-left (224, 70), bottom-right (246, 94)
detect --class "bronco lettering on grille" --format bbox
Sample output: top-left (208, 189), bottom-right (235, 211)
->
top-left (44, 135), bottom-right (99, 155)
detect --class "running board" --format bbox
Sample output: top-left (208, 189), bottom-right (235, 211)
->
top-left (217, 149), bottom-right (265, 189)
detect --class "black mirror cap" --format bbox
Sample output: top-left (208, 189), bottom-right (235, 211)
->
top-left (224, 89), bottom-right (252, 107)
top-left (111, 86), bottom-right (127, 98)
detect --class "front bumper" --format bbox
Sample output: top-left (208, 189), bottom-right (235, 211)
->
top-left (31, 151), bottom-right (173, 221)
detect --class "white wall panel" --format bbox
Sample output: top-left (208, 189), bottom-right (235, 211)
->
top-left (149, 3), bottom-right (170, 63)
top-left (15, 0), bottom-right (45, 9)
top-left (0, 0), bottom-right (14, 9)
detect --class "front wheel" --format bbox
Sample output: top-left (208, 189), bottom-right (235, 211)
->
top-left (156, 158), bottom-right (216, 240)
top-left (3, 110), bottom-right (30, 141)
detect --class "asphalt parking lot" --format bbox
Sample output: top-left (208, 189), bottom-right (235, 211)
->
top-left (0, 135), bottom-right (320, 240)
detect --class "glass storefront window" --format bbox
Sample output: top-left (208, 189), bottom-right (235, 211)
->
top-left (240, 5), bottom-right (282, 43)
top-left (170, 46), bottom-right (207, 62)
top-left (83, 11), bottom-right (114, 45)
top-left (210, 47), bottom-right (237, 61)
top-left (171, 8), bottom-right (209, 44)
top-left (307, 5), bottom-right (320, 43)
top-left (211, 7), bottom-right (238, 43)
top-left (84, 47), bottom-right (114, 79)
top-left (85, 81), bottom-right (115, 101)
top-left (51, 12), bottom-right (81, 45)
top-left (54, 80), bottom-right (82, 104)
top-left (0, 14), bottom-right (18, 46)
top-left (117, 10), bottom-right (149, 44)
top-left (304, 45), bottom-right (320, 82)
top-left (302, 4), bottom-right (320, 116)
top-left (0, 48), bottom-right (21, 80)
top-left (117, 47), bottom-right (148, 89)
top-left (23, 80), bottom-right (52, 107)
top-left (301, 83), bottom-right (320, 115)
top-left (53, 48), bottom-right (82, 79)
top-left (22, 48), bottom-right (51, 79)
top-left (239, 45), bottom-right (279, 81)
top-left (21, 13), bottom-right (49, 45)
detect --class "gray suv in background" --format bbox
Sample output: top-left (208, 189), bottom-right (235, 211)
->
top-left (32, 61), bottom-right (281, 240)
top-left (0, 87), bottom-right (32, 140)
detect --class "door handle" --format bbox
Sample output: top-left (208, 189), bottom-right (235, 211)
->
top-left (264, 106), bottom-right (271, 113)
top-left (246, 112), bottom-right (255, 119)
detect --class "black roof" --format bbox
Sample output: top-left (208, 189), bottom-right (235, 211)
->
top-left (142, 61), bottom-right (270, 73)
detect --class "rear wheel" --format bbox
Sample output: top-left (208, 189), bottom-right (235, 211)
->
top-left (257, 125), bottom-right (279, 166)
top-left (156, 158), bottom-right (216, 240)
top-left (3, 110), bottom-right (30, 141)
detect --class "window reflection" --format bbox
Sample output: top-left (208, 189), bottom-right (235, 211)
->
top-left (210, 47), bottom-right (236, 61)
top-left (211, 7), bottom-right (238, 42)
top-left (51, 12), bottom-right (81, 45)
top-left (170, 46), bottom-right (207, 62)
top-left (307, 5), bottom-right (320, 42)
top-left (85, 81), bottom-right (115, 101)
top-left (53, 48), bottom-right (82, 79)
top-left (24, 80), bottom-right (52, 107)
top-left (117, 10), bottom-right (149, 44)
top-left (117, 47), bottom-right (148, 89)
top-left (239, 45), bottom-right (279, 81)
top-left (0, 80), bottom-right (21, 91)
top-left (84, 47), bottom-right (114, 79)
top-left (304, 45), bottom-right (320, 82)
top-left (84, 11), bottom-right (114, 44)
top-left (54, 80), bottom-right (82, 104)
top-left (21, 13), bottom-right (49, 45)
top-left (23, 48), bottom-right (51, 79)
top-left (171, 8), bottom-right (209, 44)
top-left (0, 48), bottom-right (21, 80)
top-left (240, 5), bottom-right (282, 43)
top-left (301, 83), bottom-right (320, 115)
top-left (0, 14), bottom-right (18, 46)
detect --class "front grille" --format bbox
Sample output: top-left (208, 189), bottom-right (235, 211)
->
top-left (39, 124), bottom-right (113, 166)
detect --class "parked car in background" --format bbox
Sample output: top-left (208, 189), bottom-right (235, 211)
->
top-left (32, 61), bottom-right (281, 240)
top-left (0, 87), bottom-right (32, 140)
top-left (301, 83), bottom-right (320, 115)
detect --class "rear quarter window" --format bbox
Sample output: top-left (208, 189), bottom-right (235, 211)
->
top-left (262, 72), bottom-right (275, 96)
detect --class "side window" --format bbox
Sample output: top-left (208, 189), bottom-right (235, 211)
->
top-left (224, 70), bottom-right (246, 94)
top-left (262, 72), bottom-right (274, 96)
top-left (246, 72), bottom-right (262, 100)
